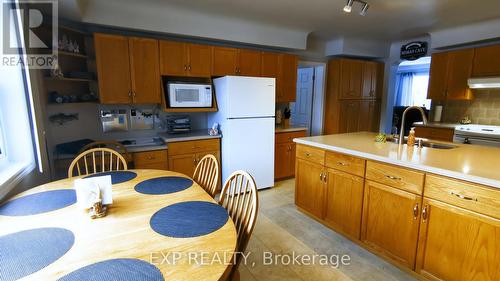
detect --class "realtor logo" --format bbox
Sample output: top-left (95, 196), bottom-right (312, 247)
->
top-left (2, 0), bottom-right (57, 68)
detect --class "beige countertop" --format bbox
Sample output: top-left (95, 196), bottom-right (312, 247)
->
top-left (275, 126), bottom-right (308, 133)
top-left (294, 132), bottom-right (500, 188)
top-left (158, 129), bottom-right (221, 143)
top-left (413, 122), bottom-right (460, 129)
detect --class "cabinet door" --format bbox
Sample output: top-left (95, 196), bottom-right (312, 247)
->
top-left (324, 168), bottom-right (364, 239)
top-left (416, 198), bottom-right (500, 281)
top-left (362, 61), bottom-right (378, 99)
top-left (427, 52), bottom-right (448, 100)
top-left (278, 54), bottom-right (298, 102)
top-left (472, 45), bottom-right (500, 77)
top-left (275, 143), bottom-right (290, 179)
top-left (187, 43), bottom-right (212, 77)
top-left (446, 49), bottom-right (474, 100)
top-left (339, 59), bottom-right (363, 99)
top-left (94, 33), bottom-right (132, 104)
top-left (238, 49), bottom-right (261, 76)
top-left (338, 100), bottom-right (360, 133)
top-left (262, 52), bottom-right (280, 99)
top-left (295, 158), bottom-right (325, 218)
top-left (212, 47), bottom-right (238, 76)
top-left (288, 142), bottom-right (297, 177)
top-left (168, 153), bottom-right (197, 177)
top-left (129, 37), bottom-right (161, 104)
top-left (361, 180), bottom-right (422, 269)
top-left (159, 40), bottom-right (187, 76)
top-left (358, 100), bottom-right (381, 132)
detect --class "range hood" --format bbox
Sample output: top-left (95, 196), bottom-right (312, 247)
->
top-left (468, 77), bottom-right (500, 89)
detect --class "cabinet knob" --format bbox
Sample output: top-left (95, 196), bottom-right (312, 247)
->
top-left (337, 162), bottom-right (348, 166)
top-left (188, 65), bottom-right (192, 71)
top-left (385, 175), bottom-right (401, 181)
top-left (450, 192), bottom-right (477, 201)
top-left (319, 172), bottom-right (323, 180)
top-left (421, 205), bottom-right (429, 222)
top-left (413, 203), bottom-right (419, 220)
top-left (184, 65), bottom-right (187, 71)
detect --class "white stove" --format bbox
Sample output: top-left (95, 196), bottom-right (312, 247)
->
top-left (453, 124), bottom-right (500, 147)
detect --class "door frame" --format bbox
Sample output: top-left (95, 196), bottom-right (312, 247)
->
top-left (296, 61), bottom-right (326, 136)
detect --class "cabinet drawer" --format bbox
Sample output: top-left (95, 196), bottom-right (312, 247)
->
top-left (296, 144), bottom-right (325, 165)
top-left (325, 151), bottom-right (365, 177)
top-left (168, 139), bottom-right (220, 156)
top-left (366, 161), bottom-right (424, 195)
top-left (424, 174), bottom-right (500, 219)
top-left (275, 130), bottom-right (307, 144)
top-left (133, 150), bottom-right (168, 166)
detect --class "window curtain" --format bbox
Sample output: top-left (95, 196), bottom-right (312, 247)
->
top-left (395, 72), bottom-right (414, 106)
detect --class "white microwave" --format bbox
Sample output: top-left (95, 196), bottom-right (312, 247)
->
top-left (168, 82), bottom-right (213, 108)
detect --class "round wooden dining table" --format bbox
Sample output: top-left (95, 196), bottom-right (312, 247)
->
top-left (0, 169), bottom-right (237, 281)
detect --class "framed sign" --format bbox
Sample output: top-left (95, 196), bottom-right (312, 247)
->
top-left (400, 41), bottom-right (428, 61)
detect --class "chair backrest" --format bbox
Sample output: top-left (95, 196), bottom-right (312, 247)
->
top-left (218, 170), bottom-right (259, 270)
top-left (79, 141), bottom-right (131, 163)
top-left (68, 147), bottom-right (128, 178)
top-left (193, 154), bottom-right (219, 197)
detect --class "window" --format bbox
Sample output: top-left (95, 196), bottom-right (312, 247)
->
top-left (395, 57), bottom-right (432, 109)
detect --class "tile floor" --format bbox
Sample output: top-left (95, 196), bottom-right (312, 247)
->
top-left (239, 179), bottom-right (416, 281)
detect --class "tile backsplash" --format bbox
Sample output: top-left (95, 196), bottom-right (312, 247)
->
top-left (439, 91), bottom-right (500, 125)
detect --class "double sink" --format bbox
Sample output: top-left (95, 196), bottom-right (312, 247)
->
top-left (386, 136), bottom-right (458, 150)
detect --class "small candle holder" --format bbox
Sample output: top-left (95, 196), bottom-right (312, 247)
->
top-left (88, 189), bottom-right (108, 219)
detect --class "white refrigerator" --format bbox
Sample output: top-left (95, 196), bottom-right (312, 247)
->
top-left (208, 76), bottom-right (275, 189)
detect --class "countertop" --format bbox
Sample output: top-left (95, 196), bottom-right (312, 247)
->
top-left (275, 126), bottom-right (308, 133)
top-left (294, 132), bottom-right (500, 188)
top-left (158, 129), bottom-right (221, 143)
top-left (413, 122), bottom-right (460, 129)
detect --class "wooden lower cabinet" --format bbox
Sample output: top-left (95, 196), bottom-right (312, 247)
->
top-left (275, 130), bottom-right (306, 180)
top-left (133, 150), bottom-right (168, 170)
top-left (323, 168), bottom-right (364, 239)
top-left (169, 150), bottom-right (220, 178)
top-left (295, 158), bottom-right (325, 218)
top-left (416, 198), bottom-right (500, 281)
top-left (361, 180), bottom-right (422, 269)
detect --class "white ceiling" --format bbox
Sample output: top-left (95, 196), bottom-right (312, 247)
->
top-left (59, 0), bottom-right (500, 49)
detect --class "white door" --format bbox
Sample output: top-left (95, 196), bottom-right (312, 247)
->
top-left (223, 76), bottom-right (275, 118)
top-left (291, 68), bottom-right (314, 130)
top-left (222, 117), bottom-right (275, 189)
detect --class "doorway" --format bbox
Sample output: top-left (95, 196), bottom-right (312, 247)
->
top-left (391, 56), bottom-right (432, 134)
top-left (290, 62), bottom-right (326, 136)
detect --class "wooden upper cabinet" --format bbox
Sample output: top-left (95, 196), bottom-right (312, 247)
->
top-left (160, 41), bottom-right (212, 77)
top-left (416, 198), bottom-right (500, 281)
top-left (361, 180), bottom-right (422, 269)
top-left (446, 49), bottom-right (474, 100)
top-left (278, 53), bottom-right (298, 102)
top-left (159, 40), bottom-right (187, 76)
top-left (94, 33), bottom-right (132, 104)
top-left (261, 52), bottom-right (279, 78)
top-left (186, 43), bottom-right (212, 77)
top-left (427, 52), bottom-right (448, 100)
top-left (238, 49), bottom-right (262, 76)
top-left (212, 46), bottom-right (238, 76)
top-left (362, 61), bottom-right (378, 99)
top-left (472, 45), bottom-right (500, 77)
top-left (427, 49), bottom-right (473, 101)
top-left (129, 37), bottom-right (161, 104)
top-left (339, 59), bottom-right (363, 99)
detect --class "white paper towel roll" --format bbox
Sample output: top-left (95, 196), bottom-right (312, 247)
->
top-left (433, 106), bottom-right (443, 122)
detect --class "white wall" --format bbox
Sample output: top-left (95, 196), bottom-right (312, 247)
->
top-left (78, 0), bottom-right (308, 50)
top-left (325, 37), bottom-right (390, 58)
top-left (430, 18), bottom-right (500, 49)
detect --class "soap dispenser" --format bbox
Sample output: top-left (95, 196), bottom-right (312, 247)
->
top-left (407, 127), bottom-right (416, 146)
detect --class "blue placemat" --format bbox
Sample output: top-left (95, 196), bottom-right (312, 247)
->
top-left (0, 227), bottom-right (75, 281)
top-left (0, 189), bottom-right (76, 216)
top-left (134, 177), bottom-right (193, 195)
top-left (150, 201), bottom-right (229, 238)
top-left (58, 258), bottom-right (164, 281)
top-left (84, 171), bottom-right (137, 184)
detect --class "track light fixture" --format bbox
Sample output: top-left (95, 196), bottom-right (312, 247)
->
top-left (343, 0), bottom-right (369, 16)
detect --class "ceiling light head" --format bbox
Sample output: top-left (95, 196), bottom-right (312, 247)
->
top-left (359, 3), bottom-right (369, 16)
top-left (343, 0), bottom-right (353, 13)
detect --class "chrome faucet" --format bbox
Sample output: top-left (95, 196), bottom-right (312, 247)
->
top-left (398, 106), bottom-right (428, 146)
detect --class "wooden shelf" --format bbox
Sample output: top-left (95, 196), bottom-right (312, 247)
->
top-left (57, 51), bottom-right (88, 58)
top-left (44, 77), bottom-right (95, 82)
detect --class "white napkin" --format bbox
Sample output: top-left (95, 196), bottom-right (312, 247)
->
top-left (74, 175), bottom-right (113, 209)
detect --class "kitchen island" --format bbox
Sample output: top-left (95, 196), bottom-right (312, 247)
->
top-left (293, 132), bottom-right (500, 281)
